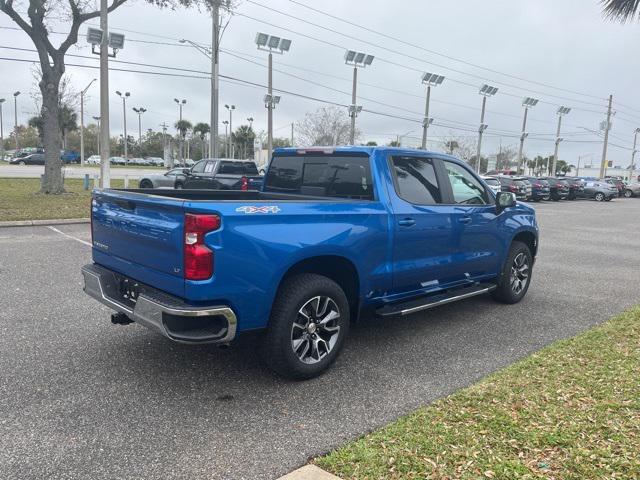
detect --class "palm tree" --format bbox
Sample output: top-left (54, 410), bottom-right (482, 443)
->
top-left (231, 124), bottom-right (255, 159)
top-left (193, 122), bottom-right (210, 159)
top-left (602, 0), bottom-right (640, 21)
top-left (175, 120), bottom-right (192, 165)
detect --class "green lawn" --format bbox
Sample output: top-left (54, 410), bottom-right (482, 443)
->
top-left (317, 307), bottom-right (640, 480)
top-left (0, 178), bottom-right (124, 221)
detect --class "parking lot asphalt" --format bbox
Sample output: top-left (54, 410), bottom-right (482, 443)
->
top-left (1, 199), bottom-right (639, 480)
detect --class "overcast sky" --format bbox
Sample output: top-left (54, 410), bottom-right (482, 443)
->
top-left (1, 0), bottom-right (639, 167)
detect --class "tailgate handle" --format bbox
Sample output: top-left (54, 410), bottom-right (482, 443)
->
top-left (114, 199), bottom-right (136, 211)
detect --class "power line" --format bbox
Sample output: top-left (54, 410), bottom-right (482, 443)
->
top-left (240, 1), bottom-right (608, 108)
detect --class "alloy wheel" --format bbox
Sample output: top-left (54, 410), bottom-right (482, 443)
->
top-left (291, 296), bottom-right (341, 365)
top-left (510, 252), bottom-right (529, 295)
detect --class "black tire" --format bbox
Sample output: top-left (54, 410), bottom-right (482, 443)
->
top-left (491, 241), bottom-right (533, 304)
top-left (533, 198), bottom-right (541, 202)
top-left (594, 192), bottom-right (605, 202)
top-left (624, 189), bottom-right (633, 198)
top-left (139, 179), bottom-right (153, 189)
top-left (605, 196), bottom-right (612, 202)
top-left (174, 182), bottom-right (184, 190)
top-left (262, 273), bottom-right (350, 380)
top-left (18, 161), bottom-right (26, 166)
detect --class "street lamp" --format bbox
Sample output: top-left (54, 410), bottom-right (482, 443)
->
top-left (420, 72), bottom-right (444, 150)
top-left (550, 106), bottom-right (571, 175)
top-left (132, 107), bottom-right (147, 143)
top-left (80, 79), bottom-right (97, 166)
top-left (344, 49), bottom-right (374, 145)
top-left (115, 91), bottom-right (130, 161)
top-left (222, 120), bottom-right (229, 157)
top-left (475, 84), bottom-right (498, 173)
top-left (516, 96), bottom-right (539, 173)
top-left (0, 98), bottom-right (5, 159)
top-left (225, 104), bottom-right (235, 158)
top-left (256, 32), bottom-right (291, 159)
top-left (629, 128), bottom-right (640, 182)
top-left (13, 91), bottom-right (20, 150)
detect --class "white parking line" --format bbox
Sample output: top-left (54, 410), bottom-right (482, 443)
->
top-left (47, 226), bottom-right (92, 247)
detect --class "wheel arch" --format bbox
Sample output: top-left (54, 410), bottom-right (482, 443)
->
top-left (512, 230), bottom-right (537, 257)
top-left (277, 255), bottom-right (361, 322)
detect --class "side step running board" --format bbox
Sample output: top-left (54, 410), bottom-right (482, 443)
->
top-left (376, 283), bottom-right (497, 317)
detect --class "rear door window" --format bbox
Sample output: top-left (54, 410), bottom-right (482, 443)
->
top-left (265, 154), bottom-right (373, 199)
top-left (390, 156), bottom-right (441, 204)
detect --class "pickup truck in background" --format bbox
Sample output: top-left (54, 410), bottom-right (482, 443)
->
top-left (81, 147), bottom-right (538, 379)
top-left (181, 158), bottom-right (263, 191)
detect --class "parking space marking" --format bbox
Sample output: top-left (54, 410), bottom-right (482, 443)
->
top-left (47, 226), bottom-right (92, 247)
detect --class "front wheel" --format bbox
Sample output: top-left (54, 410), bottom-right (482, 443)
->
top-left (624, 189), bottom-right (633, 198)
top-left (18, 161), bottom-right (26, 165)
top-left (174, 182), bottom-right (183, 190)
top-left (139, 179), bottom-right (153, 189)
top-left (492, 241), bottom-right (533, 304)
top-left (262, 273), bottom-right (350, 380)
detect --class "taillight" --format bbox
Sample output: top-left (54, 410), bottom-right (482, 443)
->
top-left (184, 213), bottom-right (221, 280)
top-left (241, 176), bottom-right (248, 191)
top-left (534, 183), bottom-right (541, 188)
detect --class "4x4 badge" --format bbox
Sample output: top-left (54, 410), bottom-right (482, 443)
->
top-left (235, 206), bottom-right (281, 214)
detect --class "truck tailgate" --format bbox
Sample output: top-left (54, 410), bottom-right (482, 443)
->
top-left (91, 190), bottom-right (185, 295)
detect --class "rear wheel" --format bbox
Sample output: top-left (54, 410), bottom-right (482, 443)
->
top-left (594, 192), bottom-right (605, 202)
top-left (174, 182), bottom-right (184, 190)
top-left (492, 241), bottom-right (533, 304)
top-left (18, 161), bottom-right (26, 166)
top-left (262, 273), bottom-right (350, 380)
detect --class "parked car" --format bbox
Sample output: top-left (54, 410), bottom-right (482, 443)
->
top-left (481, 176), bottom-right (501, 195)
top-left (496, 176), bottom-right (529, 200)
top-left (109, 156), bottom-right (126, 165)
top-left (9, 153), bottom-right (45, 165)
top-left (603, 177), bottom-right (625, 197)
top-left (562, 177), bottom-right (585, 200)
top-left (86, 155), bottom-right (101, 165)
top-left (622, 182), bottom-right (640, 198)
top-left (182, 159), bottom-right (263, 191)
top-left (81, 146), bottom-right (539, 379)
top-left (539, 177), bottom-right (569, 201)
top-left (583, 180), bottom-right (618, 201)
top-left (145, 157), bottom-right (165, 167)
top-left (61, 150), bottom-right (80, 164)
top-left (138, 167), bottom-right (190, 189)
top-left (522, 177), bottom-right (551, 201)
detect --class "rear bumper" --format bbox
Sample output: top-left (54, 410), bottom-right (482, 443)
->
top-left (81, 264), bottom-right (237, 344)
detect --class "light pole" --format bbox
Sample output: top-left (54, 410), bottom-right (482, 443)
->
top-left (222, 120), bottom-right (229, 157)
top-left (629, 128), bottom-right (640, 182)
top-left (93, 116), bottom-right (101, 155)
top-left (420, 72), bottom-right (444, 150)
top-left (225, 104), bottom-right (235, 158)
top-left (256, 32), bottom-right (292, 160)
top-left (132, 107), bottom-right (146, 144)
top-left (80, 79), bottom-right (97, 166)
top-left (344, 50), bottom-right (374, 144)
top-left (551, 106), bottom-right (571, 175)
top-left (517, 97), bottom-right (539, 174)
top-left (174, 98), bottom-right (186, 164)
top-left (13, 91), bottom-right (20, 150)
top-left (115, 91), bottom-right (130, 161)
top-left (0, 98), bottom-right (5, 159)
top-left (475, 84), bottom-right (498, 173)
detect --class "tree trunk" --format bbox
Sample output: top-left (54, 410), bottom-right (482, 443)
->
top-left (40, 73), bottom-right (65, 194)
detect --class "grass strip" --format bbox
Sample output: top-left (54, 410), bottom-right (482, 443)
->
top-left (317, 307), bottom-right (640, 479)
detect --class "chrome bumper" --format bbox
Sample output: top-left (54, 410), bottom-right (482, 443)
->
top-left (81, 264), bottom-right (237, 344)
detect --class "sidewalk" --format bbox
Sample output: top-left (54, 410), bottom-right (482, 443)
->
top-left (0, 218), bottom-right (89, 228)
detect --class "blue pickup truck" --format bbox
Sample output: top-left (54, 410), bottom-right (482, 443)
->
top-left (82, 147), bottom-right (538, 379)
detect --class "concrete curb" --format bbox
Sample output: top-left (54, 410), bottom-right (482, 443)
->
top-left (0, 218), bottom-right (90, 228)
top-left (276, 465), bottom-right (341, 480)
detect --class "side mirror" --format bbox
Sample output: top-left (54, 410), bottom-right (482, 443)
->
top-left (496, 191), bottom-right (516, 212)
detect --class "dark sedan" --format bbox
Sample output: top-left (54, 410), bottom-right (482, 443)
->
top-left (9, 153), bottom-right (45, 165)
top-left (522, 177), bottom-right (551, 201)
top-left (497, 176), bottom-right (529, 200)
top-left (539, 177), bottom-right (570, 201)
top-left (563, 177), bottom-right (586, 200)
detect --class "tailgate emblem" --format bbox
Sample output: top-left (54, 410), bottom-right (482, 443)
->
top-left (236, 206), bottom-right (281, 214)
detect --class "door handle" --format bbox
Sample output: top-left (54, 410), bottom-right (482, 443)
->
top-left (458, 216), bottom-right (472, 224)
top-left (398, 218), bottom-right (416, 227)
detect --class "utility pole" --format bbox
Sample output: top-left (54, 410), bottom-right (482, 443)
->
top-left (551, 107), bottom-right (571, 176)
top-left (420, 73), bottom-right (444, 150)
top-left (0, 98), bottom-right (5, 160)
top-left (349, 65), bottom-right (357, 144)
top-left (211, 1), bottom-right (220, 158)
top-left (343, 50), bottom-right (373, 145)
top-left (222, 120), bottom-right (229, 157)
top-left (116, 91), bottom-right (130, 160)
top-left (160, 122), bottom-right (168, 165)
top-left (80, 79), bottom-right (96, 166)
top-left (13, 91), bottom-right (20, 150)
top-left (225, 104), bottom-right (235, 158)
top-left (475, 85), bottom-right (498, 174)
top-left (93, 116), bottom-right (101, 155)
top-left (99, 0), bottom-right (110, 187)
top-left (630, 128), bottom-right (640, 182)
top-left (291, 122), bottom-right (294, 147)
top-left (600, 94), bottom-right (613, 179)
top-left (517, 97), bottom-right (539, 174)
top-left (133, 107), bottom-right (146, 143)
